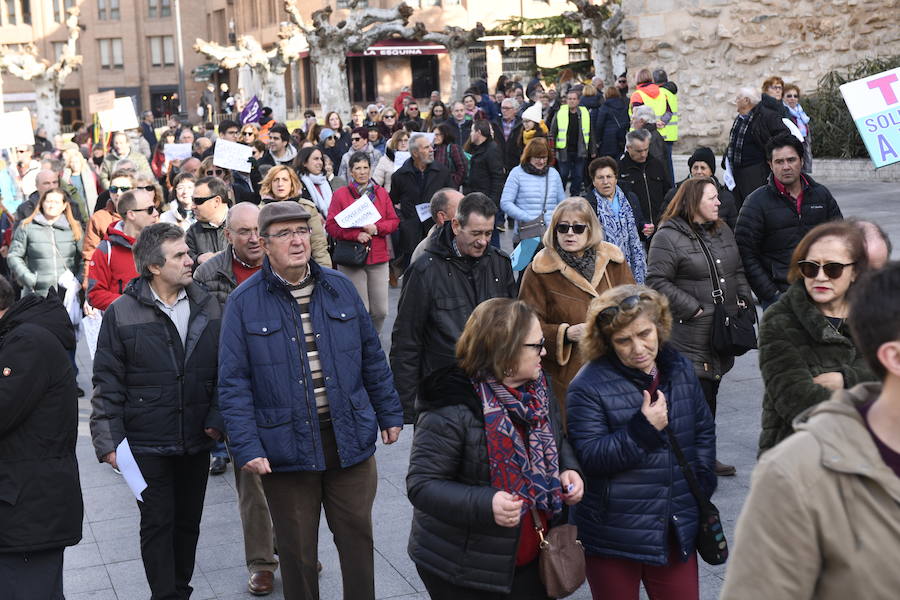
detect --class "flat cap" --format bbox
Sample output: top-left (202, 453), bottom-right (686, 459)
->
top-left (259, 201), bottom-right (311, 235)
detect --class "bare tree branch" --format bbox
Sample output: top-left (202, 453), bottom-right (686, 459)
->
top-left (349, 21), bottom-right (424, 52)
top-left (348, 2), bottom-right (414, 32)
top-left (423, 22), bottom-right (486, 49)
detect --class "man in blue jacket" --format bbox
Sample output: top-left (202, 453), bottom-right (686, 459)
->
top-left (218, 201), bottom-right (403, 600)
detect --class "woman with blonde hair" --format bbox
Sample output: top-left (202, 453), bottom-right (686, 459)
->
top-left (407, 298), bottom-right (583, 598)
top-left (519, 197), bottom-right (634, 423)
top-left (568, 285), bottom-right (716, 599)
top-left (258, 165), bottom-right (332, 267)
top-left (8, 187), bottom-right (83, 297)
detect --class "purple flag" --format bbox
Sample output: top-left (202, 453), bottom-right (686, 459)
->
top-left (240, 96), bottom-right (261, 125)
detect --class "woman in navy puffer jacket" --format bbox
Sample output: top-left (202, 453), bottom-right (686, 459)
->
top-left (567, 284), bottom-right (716, 600)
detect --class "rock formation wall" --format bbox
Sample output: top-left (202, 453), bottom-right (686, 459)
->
top-left (621, 0), bottom-right (900, 151)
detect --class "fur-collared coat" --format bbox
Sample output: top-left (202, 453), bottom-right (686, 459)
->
top-left (519, 242), bottom-right (635, 428)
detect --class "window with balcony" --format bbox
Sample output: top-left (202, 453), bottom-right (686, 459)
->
top-left (99, 38), bottom-right (124, 69)
top-left (149, 36), bottom-right (175, 67)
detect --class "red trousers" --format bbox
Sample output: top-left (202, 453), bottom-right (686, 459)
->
top-left (584, 536), bottom-right (699, 600)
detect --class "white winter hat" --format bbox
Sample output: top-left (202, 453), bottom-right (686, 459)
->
top-left (521, 103), bottom-right (544, 125)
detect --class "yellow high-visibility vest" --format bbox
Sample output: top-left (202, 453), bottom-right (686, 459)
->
top-left (555, 106), bottom-right (590, 149)
top-left (658, 88), bottom-right (679, 142)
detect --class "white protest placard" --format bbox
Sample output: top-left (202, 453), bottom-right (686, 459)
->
top-left (415, 202), bottom-right (432, 222)
top-left (334, 197), bottom-right (381, 229)
top-left (393, 151), bottom-right (410, 172)
top-left (82, 311), bottom-right (103, 360)
top-left (0, 108), bottom-right (35, 149)
top-left (840, 66), bottom-right (900, 168)
top-left (98, 97), bottom-right (139, 132)
top-left (88, 90), bottom-right (115, 114)
top-left (213, 138), bottom-right (253, 173)
top-left (163, 143), bottom-right (192, 161)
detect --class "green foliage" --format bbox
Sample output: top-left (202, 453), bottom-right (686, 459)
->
top-left (805, 55), bottom-right (900, 158)
top-left (489, 15), bottom-right (583, 39)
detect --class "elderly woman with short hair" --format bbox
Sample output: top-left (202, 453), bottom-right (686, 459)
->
top-left (783, 83), bottom-right (812, 174)
top-left (519, 197), bottom-right (634, 425)
top-left (407, 298), bottom-right (583, 599)
top-left (567, 285), bottom-right (716, 600)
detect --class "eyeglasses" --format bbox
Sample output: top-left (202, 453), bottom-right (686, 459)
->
top-left (136, 185), bottom-right (156, 192)
top-left (109, 185), bottom-right (132, 193)
top-left (351, 137), bottom-right (363, 142)
top-left (556, 223), bottom-right (588, 234)
top-left (230, 227), bottom-right (259, 239)
top-left (523, 338), bottom-right (545, 352)
top-left (797, 260), bottom-right (855, 279)
top-left (784, 94), bottom-right (799, 98)
top-left (383, 115), bottom-right (396, 119)
top-left (597, 294), bottom-right (646, 325)
top-left (262, 226), bottom-right (311, 241)
top-left (131, 205), bottom-right (158, 215)
top-left (205, 169), bottom-right (226, 176)
top-left (192, 194), bottom-right (219, 205)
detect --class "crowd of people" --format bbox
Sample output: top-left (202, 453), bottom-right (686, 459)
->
top-left (1, 65), bottom-right (898, 600)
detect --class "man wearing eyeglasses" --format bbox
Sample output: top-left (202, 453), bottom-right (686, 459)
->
top-left (218, 201), bottom-right (402, 600)
top-left (187, 177), bottom-right (231, 266)
top-left (9, 145), bottom-right (40, 203)
top-left (391, 192), bottom-right (517, 423)
top-left (87, 188), bottom-right (159, 311)
top-left (735, 134), bottom-right (842, 310)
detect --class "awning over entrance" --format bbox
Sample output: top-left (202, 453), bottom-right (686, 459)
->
top-left (347, 39), bottom-right (447, 58)
top-left (192, 63), bottom-right (220, 82)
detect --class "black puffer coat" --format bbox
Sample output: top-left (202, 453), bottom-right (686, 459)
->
top-left (90, 277), bottom-right (224, 459)
top-left (390, 223), bottom-right (517, 423)
top-left (594, 96), bottom-right (629, 159)
top-left (0, 292), bottom-right (83, 553)
top-left (647, 217), bottom-right (753, 382)
top-left (463, 139), bottom-right (505, 207)
top-left (490, 119), bottom-right (523, 177)
top-left (407, 365), bottom-right (580, 593)
top-left (734, 174), bottom-right (842, 303)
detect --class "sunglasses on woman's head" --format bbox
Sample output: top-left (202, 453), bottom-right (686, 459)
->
top-left (597, 294), bottom-right (646, 325)
top-left (797, 260), bottom-right (855, 279)
top-left (556, 223), bottom-right (587, 235)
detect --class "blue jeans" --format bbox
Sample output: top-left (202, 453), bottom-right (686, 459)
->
top-left (558, 156), bottom-right (586, 196)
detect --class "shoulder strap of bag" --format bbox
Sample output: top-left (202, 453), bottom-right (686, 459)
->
top-left (694, 233), bottom-right (724, 305)
top-left (666, 429), bottom-right (711, 508)
top-left (539, 172), bottom-right (549, 222)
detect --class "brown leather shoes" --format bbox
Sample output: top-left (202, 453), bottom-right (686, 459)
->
top-left (248, 570), bottom-right (274, 596)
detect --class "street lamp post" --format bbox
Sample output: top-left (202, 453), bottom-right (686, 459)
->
top-left (174, 0), bottom-right (187, 114)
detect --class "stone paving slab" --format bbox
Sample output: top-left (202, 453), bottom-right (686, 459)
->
top-left (64, 181), bottom-right (897, 599)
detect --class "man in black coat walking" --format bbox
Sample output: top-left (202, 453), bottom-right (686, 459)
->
top-left (390, 133), bottom-right (453, 269)
top-left (735, 134), bottom-right (842, 309)
top-left (618, 129), bottom-right (671, 243)
top-left (0, 277), bottom-right (83, 600)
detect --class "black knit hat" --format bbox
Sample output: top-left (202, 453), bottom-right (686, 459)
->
top-left (688, 147), bottom-right (716, 176)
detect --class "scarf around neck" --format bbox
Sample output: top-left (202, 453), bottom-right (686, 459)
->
top-left (475, 374), bottom-right (563, 516)
top-left (301, 172), bottom-right (332, 215)
top-left (522, 161), bottom-right (549, 177)
top-left (556, 246), bottom-right (596, 282)
top-left (348, 178), bottom-right (376, 202)
top-left (784, 102), bottom-right (810, 137)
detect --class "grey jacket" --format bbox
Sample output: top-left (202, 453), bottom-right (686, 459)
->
top-left (646, 216), bottom-right (753, 381)
top-left (186, 219), bottom-right (226, 263)
top-left (7, 214), bottom-right (83, 297)
top-left (193, 246), bottom-right (237, 309)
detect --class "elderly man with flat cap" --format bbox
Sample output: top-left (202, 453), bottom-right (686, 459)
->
top-left (218, 201), bottom-right (402, 600)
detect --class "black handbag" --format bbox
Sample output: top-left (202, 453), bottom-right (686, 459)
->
top-left (332, 240), bottom-right (369, 267)
top-left (695, 235), bottom-right (757, 356)
top-left (666, 430), bottom-right (729, 565)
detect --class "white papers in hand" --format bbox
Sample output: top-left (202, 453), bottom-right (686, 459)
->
top-left (415, 203), bottom-right (432, 222)
top-left (116, 438), bottom-right (148, 502)
top-left (213, 138), bottom-right (253, 173)
top-left (392, 151), bottom-right (410, 172)
top-left (334, 197), bottom-right (381, 228)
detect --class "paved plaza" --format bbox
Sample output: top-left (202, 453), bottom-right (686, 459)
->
top-left (63, 180), bottom-right (897, 599)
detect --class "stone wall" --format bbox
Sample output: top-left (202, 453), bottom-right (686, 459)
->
top-left (621, 0), bottom-right (899, 153)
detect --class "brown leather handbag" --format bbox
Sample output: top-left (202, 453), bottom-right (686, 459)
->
top-left (531, 506), bottom-right (586, 598)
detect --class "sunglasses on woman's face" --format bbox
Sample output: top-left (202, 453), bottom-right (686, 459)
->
top-left (597, 294), bottom-right (646, 325)
top-left (136, 185), bottom-right (156, 192)
top-left (109, 185), bottom-right (132, 194)
top-left (797, 260), bottom-right (855, 279)
top-left (241, 131), bottom-right (256, 137)
top-left (556, 223), bottom-right (587, 234)
top-left (206, 169), bottom-right (226, 176)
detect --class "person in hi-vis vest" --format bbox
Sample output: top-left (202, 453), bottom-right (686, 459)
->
top-left (629, 68), bottom-right (678, 183)
top-left (548, 89), bottom-right (595, 196)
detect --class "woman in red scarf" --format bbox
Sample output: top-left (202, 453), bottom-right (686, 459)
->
top-left (407, 298), bottom-right (584, 599)
top-left (325, 151), bottom-right (399, 334)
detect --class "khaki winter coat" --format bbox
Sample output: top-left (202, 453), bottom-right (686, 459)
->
top-left (518, 241), bottom-right (634, 428)
top-left (721, 383), bottom-right (900, 600)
